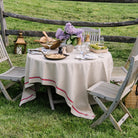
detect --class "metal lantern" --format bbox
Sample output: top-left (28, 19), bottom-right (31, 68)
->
top-left (14, 32), bottom-right (27, 54)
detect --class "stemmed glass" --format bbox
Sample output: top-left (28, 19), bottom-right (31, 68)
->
top-left (80, 32), bottom-right (87, 59)
top-left (46, 41), bottom-right (53, 55)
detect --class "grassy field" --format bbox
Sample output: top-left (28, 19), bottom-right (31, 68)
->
top-left (3, 0), bottom-right (138, 66)
top-left (0, 0), bottom-right (138, 137)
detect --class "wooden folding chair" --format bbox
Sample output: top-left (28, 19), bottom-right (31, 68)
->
top-left (0, 35), bottom-right (25, 101)
top-left (111, 36), bottom-right (138, 84)
top-left (87, 55), bottom-right (138, 131)
top-left (81, 27), bottom-right (101, 44)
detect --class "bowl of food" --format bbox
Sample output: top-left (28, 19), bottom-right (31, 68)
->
top-left (89, 43), bottom-right (108, 53)
top-left (40, 39), bottom-right (62, 50)
top-left (34, 31), bottom-right (62, 50)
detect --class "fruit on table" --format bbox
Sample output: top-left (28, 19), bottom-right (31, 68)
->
top-left (89, 43), bottom-right (107, 50)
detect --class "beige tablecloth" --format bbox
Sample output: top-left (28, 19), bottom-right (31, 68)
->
top-left (20, 49), bottom-right (113, 120)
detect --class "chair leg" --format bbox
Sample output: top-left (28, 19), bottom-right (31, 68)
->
top-left (0, 80), bottom-right (12, 101)
top-left (91, 113), bottom-right (106, 128)
top-left (119, 101), bottom-right (133, 118)
top-left (18, 81), bottom-right (23, 89)
top-left (109, 113), bottom-right (122, 131)
top-left (12, 81), bottom-right (24, 101)
top-left (13, 93), bottom-right (22, 101)
top-left (47, 86), bottom-right (55, 110)
top-left (5, 81), bottom-right (16, 89)
top-left (91, 96), bottom-right (109, 127)
top-left (92, 96), bottom-right (122, 131)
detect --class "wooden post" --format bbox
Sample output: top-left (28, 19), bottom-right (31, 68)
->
top-left (0, 0), bottom-right (9, 46)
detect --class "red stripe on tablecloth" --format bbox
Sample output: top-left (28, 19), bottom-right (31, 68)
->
top-left (29, 76), bottom-right (56, 83)
top-left (27, 76), bottom-right (73, 103)
top-left (21, 94), bottom-right (34, 101)
top-left (29, 87), bottom-right (35, 92)
top-left (24, 76), bottom-right (93, 118)
top-left (56, 86), bottom-right (73, 103)
top-left (25, 81), bottom-right (29, 84)
top-left (72, 105), bottom-right (95, 118)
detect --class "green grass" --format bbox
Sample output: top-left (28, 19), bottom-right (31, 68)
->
top-left (3, 0), bottom-right (138, 66)
top-left (0, 0), bottom-right (138, 137)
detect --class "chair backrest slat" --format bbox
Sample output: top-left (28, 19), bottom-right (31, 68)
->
top-left (0, 41), bottom-right (8, 60)
top-left (0, 35), bottom-right (13, 67)
top-left (117, 55), bottom-right (138, 101)
top-left (122, 55), bottom-right (138, 98)
top-left (124, 36), bottom-right (138, 69)
top-left (81, 27), bottom-right (101, 44)
top-left (128, 36), bottom-right (138, 60)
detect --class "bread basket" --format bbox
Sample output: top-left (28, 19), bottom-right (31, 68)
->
top-left (40, 39), bottom-right (62, 50)
top-left (34, 31), bottom-right (62, 50)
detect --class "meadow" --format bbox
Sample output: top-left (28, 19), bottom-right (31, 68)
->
top-left (0, 0), bottom-right (138, 137)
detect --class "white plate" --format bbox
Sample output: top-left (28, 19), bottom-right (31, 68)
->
top-left (75, 54), bottom-right (98, 60)
top-left (85, 54), bottom-right (98, 60)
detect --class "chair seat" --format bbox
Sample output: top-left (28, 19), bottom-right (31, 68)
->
top-left (110, 66), bottom-right (127, 83)
top-left (87, 81), bottom-right (120, 101)
top-left (0, 66), bottom-right (25, 81)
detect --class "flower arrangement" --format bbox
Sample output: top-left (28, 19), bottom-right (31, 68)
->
top-left (55, 22), bottom-right (84, 46)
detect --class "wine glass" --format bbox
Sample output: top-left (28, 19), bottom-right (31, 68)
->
top-left (80, 32), bottom-right (87, 59)
top-left (46, 41), bottom-right (53, 55)
top-left (81, 44), bottom-right (87, 59)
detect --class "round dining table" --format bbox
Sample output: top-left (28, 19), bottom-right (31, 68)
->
top-left (20, 48), bottom-right (113, 120)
